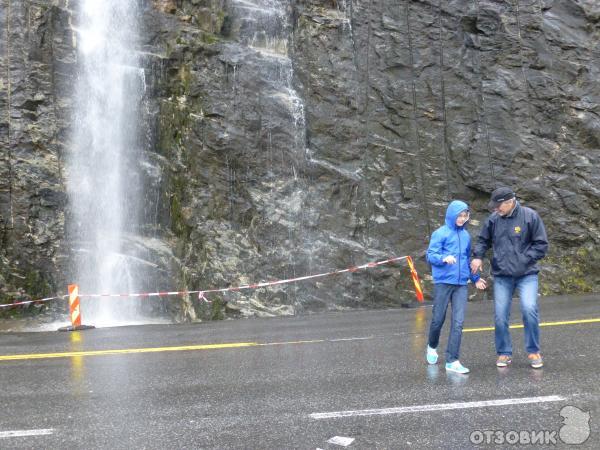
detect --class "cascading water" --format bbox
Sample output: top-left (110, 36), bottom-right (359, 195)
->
top-left (231, 0), bottom-right (306, 135)
top-left (67, 0), bottom-right (148, 326)
top-left (228, 0), bottom-right (312, 309)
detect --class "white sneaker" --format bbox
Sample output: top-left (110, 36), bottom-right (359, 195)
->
top-left (445, 360), bottom-right (470, 374)
top-left (426, 345), bottom-right (438, 364)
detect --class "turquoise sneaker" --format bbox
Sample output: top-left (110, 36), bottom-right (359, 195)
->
top-left (445, 360), bottom-right (470, 374)
top-left (426, 345), bottom-right (438, 364)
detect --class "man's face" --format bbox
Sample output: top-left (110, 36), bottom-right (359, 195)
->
top-left (494, 198), bottom-right (515, 216)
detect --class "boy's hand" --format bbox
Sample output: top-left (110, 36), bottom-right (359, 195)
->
top-left (475, 279), bottom-right (487, 290)
top-left (443, 255), bottom-right (457, 264)
top-left (471, 258), bottom-right (483, 274)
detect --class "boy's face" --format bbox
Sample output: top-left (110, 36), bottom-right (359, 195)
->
top-left (455, 210), bottom-right (470, 227)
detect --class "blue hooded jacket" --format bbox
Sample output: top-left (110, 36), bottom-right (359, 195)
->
top-left (427, 200), bottom-right (480, 285)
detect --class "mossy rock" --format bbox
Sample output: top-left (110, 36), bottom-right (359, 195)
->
top-left (196, 295), bottom-right (226, 320)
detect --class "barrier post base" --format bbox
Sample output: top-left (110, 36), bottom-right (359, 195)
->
top-left (58, 324), bottom-right (96, 332)
top-left (401, 300), bottom-right (424, 309)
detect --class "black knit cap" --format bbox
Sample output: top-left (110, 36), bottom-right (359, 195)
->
top-left (488, 186), bottom-right (515, 209)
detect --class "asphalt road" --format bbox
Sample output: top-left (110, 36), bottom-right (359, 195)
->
top-left (0, 294), bottom-right (598, 449)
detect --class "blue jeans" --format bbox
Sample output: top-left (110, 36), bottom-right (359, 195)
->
top-left (428, 283), bottom-right (467, 363)
top-left (494, 274), bottom-right (540, 355)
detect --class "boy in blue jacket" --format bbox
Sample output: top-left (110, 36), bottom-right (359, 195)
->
top-left (426, 200), bottom-right (487, 374)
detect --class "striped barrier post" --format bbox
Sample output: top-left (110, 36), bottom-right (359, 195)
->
top-left (69, 284), bottom-right (81, 327)
top-left (406, 256), bottom-right (424, 302)
top-left (58, 284), bottom-right (95, 332)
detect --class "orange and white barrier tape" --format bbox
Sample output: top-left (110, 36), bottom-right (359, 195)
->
top-left (0, 295), bottom-right (67, 309)
top-left (76, 255), bottom-right (423, 303)
top-left (0, 255), bottom-right (426, 308)
top-left (195, 255), bottom-right (411, 301)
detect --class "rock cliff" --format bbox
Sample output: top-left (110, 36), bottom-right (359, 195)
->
top-left (1, 0), bottom-right (598, 320)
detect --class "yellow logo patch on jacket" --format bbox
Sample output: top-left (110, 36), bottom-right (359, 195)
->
top-left (514, 226), bottom-right (521, 234)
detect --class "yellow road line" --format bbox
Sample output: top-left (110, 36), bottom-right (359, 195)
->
top-left (464, 317), bottom-right (600, 333)
top-left (0, 338), bottom-right (326, 362)
top-left (1, 318), bottom-right (599, 361)
top-left (0, 342), bottom-right (258, 361)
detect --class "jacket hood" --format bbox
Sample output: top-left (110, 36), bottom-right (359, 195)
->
top-left (445, 200), bottom-right (469, 229)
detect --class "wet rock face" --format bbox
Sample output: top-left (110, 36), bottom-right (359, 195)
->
top-left (0, 1), bottom-right (74, 303)
top-left (1, 0), bottom-right (598, 316)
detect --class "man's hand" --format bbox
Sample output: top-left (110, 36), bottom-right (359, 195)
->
top-left (475, 279), bottom-right (487, 290)
top-left (470, 258), bottom-right (483, 274)
top-left (443, 255), bottom-right (457, 264)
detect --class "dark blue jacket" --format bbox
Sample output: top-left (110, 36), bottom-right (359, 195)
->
top-left (473, 202), bottom-right (548, 277)
top-left (427, 200), bottom-right (480, 285)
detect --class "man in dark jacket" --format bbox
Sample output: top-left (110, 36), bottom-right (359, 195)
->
top-left (470, 187), bottom-right (549, 368)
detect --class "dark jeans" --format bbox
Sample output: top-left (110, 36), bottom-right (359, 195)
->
top-left (428, 283), bottom-right (468, 363)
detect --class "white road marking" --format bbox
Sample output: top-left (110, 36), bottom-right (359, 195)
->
top-left (310, 395), bottom-right (565, 419)
top-left (327, 435), bottom-right (355, 446)
top-left (0, 429), bottom-right (54, 438)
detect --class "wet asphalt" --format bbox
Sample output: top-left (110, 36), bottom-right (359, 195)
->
top-left (0, 294), bottom-right (598, 449)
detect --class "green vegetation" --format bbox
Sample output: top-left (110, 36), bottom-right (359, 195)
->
top-left (541, 246), bottom-right (596, 295)
top-left (0, 269), bottom-right (56, 318)
top-left (200, 32), bottom-right (219, 44)
top-left (23, 270), bottom-right (53, 298)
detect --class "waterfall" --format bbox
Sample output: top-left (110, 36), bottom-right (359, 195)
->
top-left (67, 0), bottom-right (147, 326)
